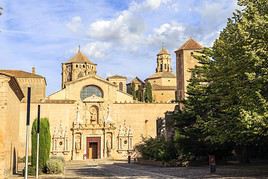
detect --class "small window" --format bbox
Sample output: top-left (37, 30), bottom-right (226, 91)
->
top-left (119, 82), bottom-right (123, 91)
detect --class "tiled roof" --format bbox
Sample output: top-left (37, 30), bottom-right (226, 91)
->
top-left (0, 72), bottom-right (24, 100)
top-left (152, 84), bottom-right (176, 90)
top-left (0, 70), bottom-right (45, 78)
top-left (147, 72), bottom-right (176, 80)
top-left (66, 51), bottom-right (95, 64)
top-left (107, 75), bottom-right (127, 79)
top-left (157, 48), bottom-right (170, 55)
top-left (43, 99), bottom-right (76, 104)
top-left (132, 77), bottom-right (144, 84)
top-left (176, 38), bottom-right (203, 51)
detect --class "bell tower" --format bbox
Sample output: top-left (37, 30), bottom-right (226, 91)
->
top-left (156, 47), bottom-right (172, 73)
top-left (62, 48), bottom-right (97, 89)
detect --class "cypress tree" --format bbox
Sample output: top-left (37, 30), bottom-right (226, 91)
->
top-left (31, 118), bottom-right (51, 169)
top-left (144, 82), bottom-right (153, 103)
top-left (131, 82), bottom-right (137, 100)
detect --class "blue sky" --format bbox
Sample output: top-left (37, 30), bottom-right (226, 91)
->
top-left (0, 0), bottom-right (237, 95)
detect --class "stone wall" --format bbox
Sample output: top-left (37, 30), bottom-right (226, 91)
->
top-left (0, 75), bottom-right (21, 177)
top-left (17, 78), bottom-right (46, 102)
top-left (111, 103), bottom-right (176, 159)
top-left (152, 90), bottom-right (176, 103)
top-left (17, 101), bottom-right (176, 160)
top-left (176, 49), bottom-right (199, 100)
top-left (18, 102), bottom-right (75, 159)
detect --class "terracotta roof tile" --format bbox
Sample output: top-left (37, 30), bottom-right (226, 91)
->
top-left (157, 48), bottom-right (170, 55)
top-left (0, 70), bottom-right (45, 78)
top-left (107, 75), bottom-right (127, 79)
top-left (43, 99), bottom-right (76, 104)
top-left (176, 38), bottom-right (203, 51)
top-left (66, 51), bottom-right (95, 64)
top-left (146, 72), bottom-right (176, 80)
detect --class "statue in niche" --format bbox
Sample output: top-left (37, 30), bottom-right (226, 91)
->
top-left (75, 134), bottom-right (81, 151)
top-left (106, 134), bottom-right (112, 157)
top-left (90, 106), bottom-right (98, 123)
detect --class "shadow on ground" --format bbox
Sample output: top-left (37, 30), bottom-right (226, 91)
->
top-left (62, 161), bottom-right (268, 179)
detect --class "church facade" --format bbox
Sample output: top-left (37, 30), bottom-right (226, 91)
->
top-left (0, 38), bottom-right (202, 177)
top-left (17, 49), bottom-right (176, 162)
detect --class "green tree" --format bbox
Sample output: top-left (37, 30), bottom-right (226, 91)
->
top-left (31, 118), bottom-right (51, 169)
top-left (175, 0), bottom-right (268, 162)
top-left (131, 82), bottom-right (137, 100)
top-left (144, 82), bottom-right (153, 103)
top-left (136, 85), bottom-right (144, 102)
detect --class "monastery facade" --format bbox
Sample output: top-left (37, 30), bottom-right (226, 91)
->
top-left (0, 38), bottom-right (202, 177)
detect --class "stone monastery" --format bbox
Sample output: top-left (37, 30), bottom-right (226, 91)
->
top-left (0, 38), bottom-right (202, 176)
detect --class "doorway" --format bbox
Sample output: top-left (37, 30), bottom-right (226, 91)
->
top-left (86, 137), bottom-right (101, 159)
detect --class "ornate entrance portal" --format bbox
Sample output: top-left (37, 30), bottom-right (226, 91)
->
top-left (86, 137), bottom-right (101, 159)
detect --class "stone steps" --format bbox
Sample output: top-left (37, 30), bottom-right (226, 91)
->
top-left (65, 159), bottom-right (114, 167)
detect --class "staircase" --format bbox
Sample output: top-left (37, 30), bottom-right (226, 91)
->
top-left (65, 159), bottom-right (114, 168)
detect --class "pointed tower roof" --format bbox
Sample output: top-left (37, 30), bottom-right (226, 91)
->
top-left (66, 51), bottom-right (95, 64)
top-left (175, 38), bottom-right (203, 51)
top-left (157, 48), bottom-right (170, 55)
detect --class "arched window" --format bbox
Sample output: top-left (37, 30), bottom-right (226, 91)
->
top-left (80, 85), bottom-right (103, 100)
top-left (119, 82), bottom-right (123, 91)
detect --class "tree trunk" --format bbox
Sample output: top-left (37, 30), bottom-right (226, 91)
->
top-left (235, 146), bottom-right (250, 163)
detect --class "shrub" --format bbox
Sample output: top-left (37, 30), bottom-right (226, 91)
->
top-left (135, 136), bottom-right (177, 162)
top-left (23, 165), bottom-right (41, 176)
top-left (50, 156), bottom-right (65, 163)
top-left (46, 158), bottom-right (64, 174)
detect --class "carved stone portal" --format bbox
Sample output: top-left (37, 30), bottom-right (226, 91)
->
top-left (52, 121), bottom-right (69, 155)
top-left (117, 120), bottom-right (133, 153)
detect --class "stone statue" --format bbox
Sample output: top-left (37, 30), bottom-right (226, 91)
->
top-left (106, 135), bottom-right (112, 157)
top-left (90, 106), bottom-right (98, 123)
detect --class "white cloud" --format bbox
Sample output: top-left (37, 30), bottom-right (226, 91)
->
top-left (88, 10), bottom-right (145, 50)
top-left (145, 0), bottom-right (162, 10)
top-left (82, 42), bottom-right (111, 59)
top-left (87, 0), bottom-right (173, 48)
top-left (147, 22), bottom-right (186, 49)
top-left (66, 16), bottom-right (82, 32)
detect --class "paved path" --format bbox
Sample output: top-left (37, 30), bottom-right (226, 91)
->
top-left (12, 160), bottom-right (268, 178)
top-left (62, 160), bottom-right (268, 179)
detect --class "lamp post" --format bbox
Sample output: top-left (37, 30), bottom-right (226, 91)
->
top-left (24, 87), bottom-right (31, 179)
top-left (36, 105), bottom-right (40, 178)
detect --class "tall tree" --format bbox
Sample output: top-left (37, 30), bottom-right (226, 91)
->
top-left (31, 118), bottom-right (51, 169)
top-left (175, 0), bottom-right (268, 162)
top-left (131, 82), bottom-right (137, 100)
top-left (136, 85), bottom-right (144, 102)
top-left (144, 82), bottom-right (153, 103)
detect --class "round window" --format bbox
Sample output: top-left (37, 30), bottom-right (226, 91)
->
top-left (80, 85), bottom-right (103, 100)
